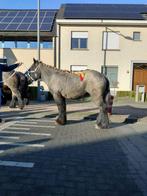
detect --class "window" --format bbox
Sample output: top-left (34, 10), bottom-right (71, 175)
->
top-left (41, 41), bottom-right (53, 49)
top-left (3, 41), bottom-right (16, 48)
top-left (29, 41), bottom-right (37, 48)
top-left (70, 65), bottom-right (87, 72)
top-left (0, 41), bottom-right (3, 48)
top-left (71, 32), bottom-right (88, 49)
top-left (17, 41), bottom-right (28, 48)
top-left (101, 66), bottom-right (118, 88)
top-left (103, 32), bottom-right (119, 50)
top-left (133, 32), bottom-right (140, 41)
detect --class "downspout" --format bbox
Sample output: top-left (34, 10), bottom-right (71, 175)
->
top-left (103, 26), bottom-right (108, 75)
top-left (58, 24), bottom-right (61, 70)
top-left (54, 36), bottom-right (57, 67)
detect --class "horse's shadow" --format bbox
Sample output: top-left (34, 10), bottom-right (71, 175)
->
top-left (45, 105), bottom-right (147, 128)
top-left (84, 105), bottom-right (147, 128)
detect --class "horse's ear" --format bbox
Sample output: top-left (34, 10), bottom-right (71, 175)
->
top-left (33, 58), bottom-right (36, 63)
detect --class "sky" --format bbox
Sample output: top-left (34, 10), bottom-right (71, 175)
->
top-left (0, 0), bottom-right (146, 9)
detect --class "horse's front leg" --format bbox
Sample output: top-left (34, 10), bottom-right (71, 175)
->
top-left (53, 93), bottom-right (67, 125)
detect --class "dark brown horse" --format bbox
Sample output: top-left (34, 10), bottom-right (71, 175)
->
top-left (3, 71), bottom-right (30, 109)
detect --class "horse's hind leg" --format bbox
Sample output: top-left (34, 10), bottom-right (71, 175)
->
top-left (12, 90), bottom-right (24, 110)
top-left (96, 102), bottom-right (109, 129)
top-left (53, 93), bottom-right (66, 125)
top-left (90, 90), bottom-right (109, 129)
top-left (9, 95), bottom-right (17, 108)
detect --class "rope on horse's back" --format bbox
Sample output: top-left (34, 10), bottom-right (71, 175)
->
top-left (0, 71), bottom-right (16, 84)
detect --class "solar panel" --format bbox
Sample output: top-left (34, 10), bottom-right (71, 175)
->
top-left (0, 23), bottom-right (8, 30)
top-left (42, 17), bottom-right (53, 23)
top-left (17, 23), bottom-right (30, 31)
top-left (7, 12), bottom-right (17, 17)
top-left (6, 23), bottom-right (19, 30)
top-left (26, 11), bottom-right (36, 17)
top-left (2, 17), bottom-right (13, 23)
top-left (40, 24), bottom-right (51, 31)
top-left (0, 9), bottom-right (57, 32)
top-left (22, 17), bottom-right (34, 23)
top-left (12, 17), bottom-right (24, 23)
top-left (0, 11), bottom-right (8, 17)
top-left (28, 23), bottom-right (37, 31)
top-left (63, 4), bottom-right (147, 20)
top-left (40, 11), bottom-right (46, 17)
top-left (17, 11), bottom-right (27, 17)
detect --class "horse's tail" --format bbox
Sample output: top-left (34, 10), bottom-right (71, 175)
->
top-left (103, 77), bottom-right (114, 115)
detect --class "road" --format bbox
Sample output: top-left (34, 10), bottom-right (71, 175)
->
top-left (0, 100), bottom-right (147, 196)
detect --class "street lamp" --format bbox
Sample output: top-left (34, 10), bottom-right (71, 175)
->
top-left (37, 0), bottom-right (41, 101)
top-left (37, 0), bottom-right (40, 61)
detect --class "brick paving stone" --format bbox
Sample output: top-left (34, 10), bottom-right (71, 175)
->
top-left (0, 100), bottom-right (147, 195)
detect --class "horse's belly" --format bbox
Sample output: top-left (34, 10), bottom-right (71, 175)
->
top-left (63, 88), bottom-right (86, 99)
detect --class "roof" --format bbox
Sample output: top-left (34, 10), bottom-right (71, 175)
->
top-left (0, 9), bottom-right (58, 33)
top-left (59, 4), bottom-right (147, 20)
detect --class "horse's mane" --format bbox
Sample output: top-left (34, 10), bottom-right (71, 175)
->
top-left (41, 62), bottom-right (72, 74)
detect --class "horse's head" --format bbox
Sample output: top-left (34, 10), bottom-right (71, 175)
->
top-left (26, 58), bottom-right (42, 81)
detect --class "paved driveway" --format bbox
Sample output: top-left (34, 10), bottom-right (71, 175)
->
top-left (0, 100), bottom-right (147, 196)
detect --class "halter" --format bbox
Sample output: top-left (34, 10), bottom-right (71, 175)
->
top-left (24, 62), bottom-right (41, 82)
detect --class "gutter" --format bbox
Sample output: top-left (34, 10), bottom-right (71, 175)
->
top-left (56, 19), bottom-right (147, 26)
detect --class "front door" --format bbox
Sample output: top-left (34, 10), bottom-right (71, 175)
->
top-left (133, 63), bottom-right (147, 92)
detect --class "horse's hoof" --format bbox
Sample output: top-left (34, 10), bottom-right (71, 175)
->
top-left (9, 105), bottom-right (16, 108)
top-left (95, 124), bottom-right (101, 129)
top-left (56, 118), bottom-right (66, 125)
top-left (96, 123), bottom-right (109, 129)
top-left (19, 105), bottom-right (24, 110)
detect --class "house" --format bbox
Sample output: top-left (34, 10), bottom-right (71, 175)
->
top-left (0, 4), bottom-right (147, 94)
top-left (0, 9), bottom-right (57, 90)
top-left (56, 4), bottom-right (147, 93)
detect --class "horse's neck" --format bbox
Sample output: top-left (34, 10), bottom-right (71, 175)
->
top-left (40, 64), bottom-right (54, 82)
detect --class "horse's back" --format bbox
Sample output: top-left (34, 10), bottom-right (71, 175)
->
top-left (84, 69), bottom-right (106, 87)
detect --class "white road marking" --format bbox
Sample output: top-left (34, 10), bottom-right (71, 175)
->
top-left (8, 127), bottom-right (30, 130)
top-left (0, 130), bottom-right (51, 136)
top-left (16, 121), bottom-right (38, 124)
top-left (0, 160), bottom-right (34, 168)
top-left (0, 136), bottom-right (20, 140)
top-left (0, 142), bottom-right (45, 148)
top-left (19, 108), bottom-right (50, 115)
top-left (27, 119), bottom-right (55, 123)
top-left (12, 124), bottom-right (55, 128)
top-left (0, 121), bottom-right (16, 131)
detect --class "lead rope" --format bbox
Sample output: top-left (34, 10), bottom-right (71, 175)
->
top-left (0, 62), bottom-right (24, 84)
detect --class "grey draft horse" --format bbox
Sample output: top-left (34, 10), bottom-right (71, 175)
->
top-left (27, 58), bottom-right (111, 129)
top-left (3, 71), bottom-right (30, 109)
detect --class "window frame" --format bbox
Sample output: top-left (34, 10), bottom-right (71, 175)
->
top-left (102, 31), bottom-right (120, 51)
top-left (133, 32), bottom-right (141, 41)
top-left (71, 31), bottom-right (88, 50)
top-left (101, 66), bottom-right (119, 88)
